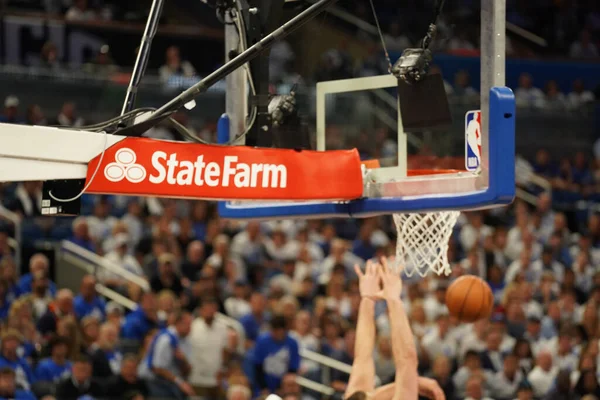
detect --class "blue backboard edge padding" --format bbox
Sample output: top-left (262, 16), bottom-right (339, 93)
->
top-left (218, 87), bottom-right (516, 220)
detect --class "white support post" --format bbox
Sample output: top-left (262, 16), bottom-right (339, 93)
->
top-left (225, 13), bottom-right (248, 143)
top-left (480, 0), bottom-right (506, 180)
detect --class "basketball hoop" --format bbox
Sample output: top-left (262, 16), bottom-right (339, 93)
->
top-left (393, 211), bottom-right (460, 277)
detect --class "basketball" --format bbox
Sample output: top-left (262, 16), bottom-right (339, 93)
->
top-left (445, 276), bottom-right (494, 323)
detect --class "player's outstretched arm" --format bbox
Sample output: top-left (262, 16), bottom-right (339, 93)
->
top-left (379, 258), bottom-right (419, 400)
top-left (344, 261), bottom-right (380, 398)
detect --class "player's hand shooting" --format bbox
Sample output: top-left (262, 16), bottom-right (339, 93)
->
top-left (378, 257), bottom-right (404, 301)
top-left (418, 376), bottom-right (446, 400)
top-left (354, 260), bottom-right (383, 300)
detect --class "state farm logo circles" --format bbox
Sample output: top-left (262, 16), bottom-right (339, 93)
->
top-left (104, 148), bottom-right (146, 183)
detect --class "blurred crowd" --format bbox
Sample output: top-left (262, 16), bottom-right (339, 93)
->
top-left (5, 0), bottom-right (151, 23)
top-left (5, 0), bottom-right (600, 60)
top-left (0, 2), bottom-right (598, 400)
top-left (342, 0), bottom-right (600, 59)
top-left (529, 149), bottom-right (600, 207)
top-left (0, 145), bottom-right (600, 400)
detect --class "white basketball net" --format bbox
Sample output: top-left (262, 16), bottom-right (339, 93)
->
top-left (393, 211), bottom-right (461, 277)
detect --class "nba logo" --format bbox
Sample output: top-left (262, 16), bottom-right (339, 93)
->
top-left (465, 110), bottom-right (482, 172)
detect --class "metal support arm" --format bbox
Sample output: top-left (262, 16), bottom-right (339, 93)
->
top-left (151, 0), bottom-right (340, 119)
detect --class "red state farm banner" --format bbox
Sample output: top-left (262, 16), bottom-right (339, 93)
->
top-left (85, 137), bottom-right (364, 200)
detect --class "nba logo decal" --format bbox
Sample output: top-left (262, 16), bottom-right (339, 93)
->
top-left (465, 110), bottom-right (482, 172)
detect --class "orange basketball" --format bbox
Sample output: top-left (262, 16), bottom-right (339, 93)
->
top-left (445, 275), bottom-right (494, 323)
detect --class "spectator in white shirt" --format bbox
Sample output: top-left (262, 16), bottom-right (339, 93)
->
top-left (159, 46), bottom-right (196, 83)
top-left (121, 200), bottom-right (144, 248)
top-left (383, 22), bottom-right (411, 52)
top-left (423, 281), bottom-right (449, 322)
top-left (527, 351), bottom-right (558, 398)
top-left (188, 298), bottom-right (234, 397)
top-left (544, 80), bottom-right (568, 110)
top-left (515, 73), bottom-right (545, 109)
top-left (506, 213), bottom-right (531, 261)
top-left (269, 259), bottom-right (300, 296)
top-left (453, 70), bottom-right (478, 102)
top-left (530, 247), bottom-right (565, 285)
top-left (264, 229), bottom-right (296, 265)
top-left (535, 193), bottom-right (555, 242)
top-left (408, 300), bottom-right (429, 340)
top-left (489, 227), bottom-right (510, 268)
top-left (101, 233), bottom-right (145, 296)
top-left (569, 30), bottom-right (599, 59)
top-left (269, 40), bottom-right (295, 83)
top-left (448, 31), bottom-right (476, 51)
top-left (460, 212), bottom-right (494, 252)
top-left (459, 320), bottom-right (489, 361)
top-left (481, 330), bottom-right (505, 372)
top-left (489, 354), bottom-right (523, 400)
top-left (505, 250), bottom-right (533, 285)
top-left (464, 374), bottom-right (492, 400)
top-left (318, 238), bottom-right (363, 285)
top-left (567, 79), bottom-right (596, 110)
top-left (287, 228), bottom-right (324, 263)
top-left (87, 198), bottom-right (118, 245)
top-left (490, 316), bottom-right (517, 354)
top-left (290, 311), bottom-right (319, 375)
top-left (557, 291), bottom-right (578, 326)
top-left (422, 313), bottom-right (457, 361)
top-left (231, 222), bottom-right (264, 264)
top-left (553, 331), bottom-right (579, 372)
top-left (523, 317), bottom-right (543, 355)
top-left (224, 281), bottom-right (251, 320)
top-left (453, 350), bottom-right (484, 398)
top-left (572, 251), bottom-right (595, 294)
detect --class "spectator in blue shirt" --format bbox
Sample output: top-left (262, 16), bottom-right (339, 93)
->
top-left (17, 253), bottom-right (57, 296)
top-left (253, 315), bottom-right (300, 394)
top-left (74, 275), bottom-right (106, 321)
top-left (138, 311), bottom-right (195, 399)
top-left (240, 293), bottom-right (269, 348)
top-left (352, 224), bottom-right (377, 261)
top-left (121, 292), bottom-right (161, 341)
top-left (0, 367), bottom-right (36, 400)
top-left (0, 330), bottom-right (35, 392)
top-left (35, 336), bottom-right (72, 383)
top-left (67, 217), bottom-right (96, 253)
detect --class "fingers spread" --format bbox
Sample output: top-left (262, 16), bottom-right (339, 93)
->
top-left (354, 264), bottom-right (363, 277)
top-left (377, 263), bottom-right (386, 282)
top-left (365, 260), bottom-right (373, 275)
top-left (380, 256), bottom-right (388, 271)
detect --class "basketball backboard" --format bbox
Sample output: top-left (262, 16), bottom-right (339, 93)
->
top-left (219, 1), bottom-right (515, 220)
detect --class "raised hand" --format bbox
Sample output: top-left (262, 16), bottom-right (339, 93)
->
top-left (378, 257), bottom-right (404, 301)
top-left (418, 377), bottom-right (446, 400)
top-left (354, 260), bottom-right (383, 300)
